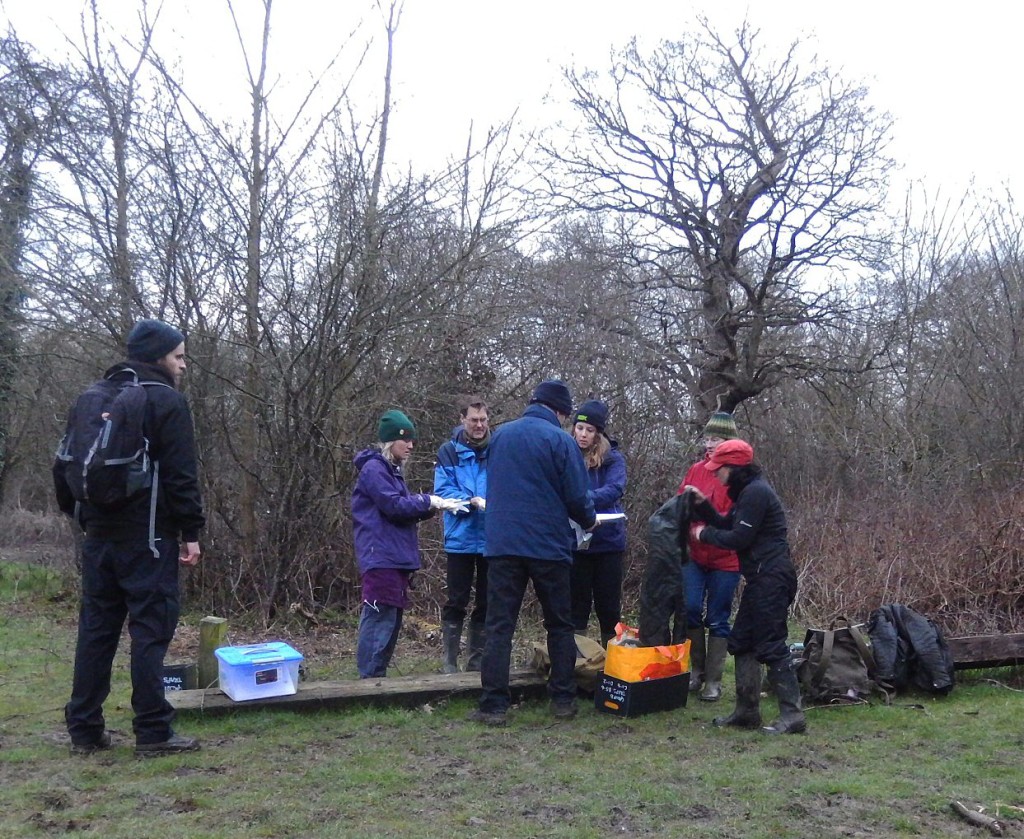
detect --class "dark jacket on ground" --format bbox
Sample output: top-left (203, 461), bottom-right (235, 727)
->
top-left (868, 603), bottom-right (955, 695)
top-left (54, 361), bottom-right (205, 542)
top-left (695, 473), bottom-right (790, 578)
top-left (484, 403), bottom-right (596, 562)
top-left (352, 448), bottom-right (434, 574)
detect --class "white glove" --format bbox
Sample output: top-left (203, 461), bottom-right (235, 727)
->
top-left (429, 495), bottom-right (470, 513)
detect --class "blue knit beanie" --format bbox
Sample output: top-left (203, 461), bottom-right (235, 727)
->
top-left (530, 379), bottom-right (573, 416)
top-left (574, 400), bottom-right (609, 432)
top-left (126, 319), bottom-right (185, 363)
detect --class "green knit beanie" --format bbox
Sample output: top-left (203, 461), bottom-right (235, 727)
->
top-left (703, 412), bottom-right (738, 440)
top-left (378, 409), bottom-right (416, 443)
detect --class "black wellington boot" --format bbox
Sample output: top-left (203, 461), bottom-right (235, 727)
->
top-left (687, 627), bottom-right (706, 693)
top-left (713, 653), bottom-right (763, 728)
top-left (762, 659), bottom-right (807, 735)
top-left (465, 621), bottom-right (486, 672)
top-left (441, 620), bottom-right (462, 674)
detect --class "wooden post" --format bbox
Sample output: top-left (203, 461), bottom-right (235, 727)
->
top-left (198, 616), bottom-right (228, 690)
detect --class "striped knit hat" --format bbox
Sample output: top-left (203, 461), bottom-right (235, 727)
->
top-left (703, 412), bottom-right (738, 440)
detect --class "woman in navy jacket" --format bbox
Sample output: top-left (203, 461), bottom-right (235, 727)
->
top-left (352, 410), bottom-right (445, 678)
top-left (569, 400), bottom-right (627, 646)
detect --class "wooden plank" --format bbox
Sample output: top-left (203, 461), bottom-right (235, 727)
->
top-left (947, 633), bottom-right (1024, 670)
top-left (169, 668), bottom-right (549, 716)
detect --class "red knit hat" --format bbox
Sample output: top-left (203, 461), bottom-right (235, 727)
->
top-left (704, 439), bottom-right (754, 471)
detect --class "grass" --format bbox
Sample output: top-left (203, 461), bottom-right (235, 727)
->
top-left (1, 558), bottom-right (1023, 838)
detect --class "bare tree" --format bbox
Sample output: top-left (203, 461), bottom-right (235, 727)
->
top-left (0, 35), bottom-right (48, 502)
top-left (545, 19), bottom-right (894, 417)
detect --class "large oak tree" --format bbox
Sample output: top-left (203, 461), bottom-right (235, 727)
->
top-left (546, 19), bottom-right (894, 417)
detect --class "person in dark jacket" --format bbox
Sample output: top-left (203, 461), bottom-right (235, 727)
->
top-left (352, 410), bottom-right (454, 679)
top-left (469, 380), bottom-right (596, 726)
top-left (686, 439), bottom-right (805, 735)
top-left (678, 412), bottom-right (742, 702)
top-left (434, 398), bottom-right (490, 673)
top-left (569, 399), bottom-right (626, 647)
top-left (57, 319), bottom-right (205, 756)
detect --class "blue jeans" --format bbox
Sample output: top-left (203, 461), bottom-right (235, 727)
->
top-left (479, 556), bottom-right (576, 713)
top-left (357, 602), bottom-right (403, 678)
top-left (682, 562), bottom-right (740, 638)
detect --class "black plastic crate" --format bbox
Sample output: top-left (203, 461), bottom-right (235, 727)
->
top-left (595, 671), bottom-right (689, 717)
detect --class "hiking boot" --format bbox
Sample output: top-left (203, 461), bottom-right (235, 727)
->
top-left (550, 700), bottom-right (577, 720)
top-left (762, 659), bottom-right (807, 735)
top-left (465, 621), bottom-right (486, 672)
top-left (135, 733), bottom-right (201, 757)
top-left (441, 620), bottom-right (462, 674)
top-left (687, 627), bottom-right (706, 692)
top-left (467, 708), bottom-right (507, 727)
top-left (70, 730), bottom-right (112, 756)
top-left (701, 635), bottom-right (729, 702)
top-left (713, 653), bottom-right (763, 728)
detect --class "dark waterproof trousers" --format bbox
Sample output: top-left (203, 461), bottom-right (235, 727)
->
top-left (570, 550), bottom-right (623, 643)
top-left (480, 555), bottom-right (576, 713)
top-left (66, 536), bottom-right (180, 746)
top-left (441, 552), bottom-right (487, 625)
top-left (727, 558), bottom-right (797, 666)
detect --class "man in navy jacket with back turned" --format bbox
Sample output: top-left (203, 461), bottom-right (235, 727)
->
top-left (468, 380), bottom-right (595, 726)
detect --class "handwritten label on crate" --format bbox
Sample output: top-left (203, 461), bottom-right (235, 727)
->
top-left (598, 676), bottom-right (627, 704)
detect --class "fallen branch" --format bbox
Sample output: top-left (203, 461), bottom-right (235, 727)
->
top-left (950, 800), bottom-right (1004, 836)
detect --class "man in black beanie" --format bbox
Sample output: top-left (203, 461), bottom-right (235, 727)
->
top-left (56, 319), bottom-right (205, 756)
top-left (469, 379), bottom-right (595, 726)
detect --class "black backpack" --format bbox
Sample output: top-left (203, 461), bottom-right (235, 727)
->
top-left (54, 370), bottom-right (171, 512)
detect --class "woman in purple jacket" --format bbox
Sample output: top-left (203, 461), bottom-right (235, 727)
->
top-left (569, 400), bottom-right (627, 646)
top-left (352, 410), bottom-right (447, 678)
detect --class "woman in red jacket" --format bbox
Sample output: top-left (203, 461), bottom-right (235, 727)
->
top-left (677, 412), bottom-right (741, 702)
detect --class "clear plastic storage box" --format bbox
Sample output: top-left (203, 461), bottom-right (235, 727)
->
top-left (214, 642), bottom-right (303, 701)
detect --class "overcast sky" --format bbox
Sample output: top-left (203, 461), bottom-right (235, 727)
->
top-left (1, 0), bottom-right (1020, 199)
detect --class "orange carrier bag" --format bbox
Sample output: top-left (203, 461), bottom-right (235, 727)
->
top-left (604, 623), bottom-right (690, 682)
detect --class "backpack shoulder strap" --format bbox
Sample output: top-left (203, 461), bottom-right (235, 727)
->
top-left (833, 615), bottom-right (876, 677)
top-left (811, 628), bottom-right (836, 690)
top-left (847, 624), bottom-right (876, 679)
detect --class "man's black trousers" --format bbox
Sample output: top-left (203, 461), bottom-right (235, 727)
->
top-left (66, 536), bottom-right (180, 746)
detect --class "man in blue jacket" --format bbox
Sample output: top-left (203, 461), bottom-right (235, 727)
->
top-left (469, 380), bottom-right (596, 726)
top-left (434, 398), bottom-right (490, 673)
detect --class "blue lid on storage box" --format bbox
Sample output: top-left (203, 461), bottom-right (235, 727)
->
top-left (215, 641), bottom-right (303, 667)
